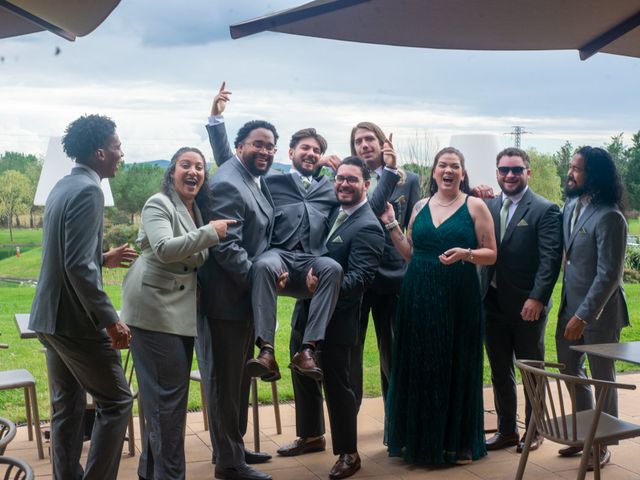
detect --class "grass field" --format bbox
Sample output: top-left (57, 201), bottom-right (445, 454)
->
top-left (0, 228), bottom-right (42, 245)
top-left (1, 227), bottom-right (639, 425)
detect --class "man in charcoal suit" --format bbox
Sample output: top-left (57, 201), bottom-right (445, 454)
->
top-left (206, 83), bottom-right (398, 383)
top-left (481, 147), bottom-right (563, 454)
top-left (285, 156), bottom-right (385, 479)
top-left (29, 114), bottom-right (135, 480)
top-left (555, 146), bottom-right (629, 471)
top-left (196, 119), bottom-right (278, 480)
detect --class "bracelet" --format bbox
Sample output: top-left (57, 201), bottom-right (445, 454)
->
top-left (466, 248), bottom-right (474, 261)
top-left (385, 220), bottom-right (399, 231)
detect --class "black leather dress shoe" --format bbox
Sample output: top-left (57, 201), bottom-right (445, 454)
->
top-left (516, 432), bottom-right (544, 453)
top-left (587, 447), bottom-right (611, 472)
top-left (212, 449), bottom-right (272, 465)
top-left (485, 432), bottom-right (519, 450)
top-left (558, 445), bottom-right (582, 456)
top-left (277, 436), bottom-right (326, 456)
top-left (329, 453), bottom-right (361, 479)
top-left (244, 448), bottom-right (272, 464)
top-left (214, 464), bottom-right (272, 480)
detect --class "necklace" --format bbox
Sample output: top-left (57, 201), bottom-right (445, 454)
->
top-left (433, 192), bottom-right (462, 207)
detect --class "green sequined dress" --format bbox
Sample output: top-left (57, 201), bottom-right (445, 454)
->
top-left (384, 197), bottom-right (487, 464)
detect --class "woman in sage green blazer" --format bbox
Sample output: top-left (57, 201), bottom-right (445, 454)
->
top-left (121, 147), bottom-right (232, 480)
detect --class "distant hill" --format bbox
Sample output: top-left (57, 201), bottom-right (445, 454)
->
top-left (126, 160), bottom-right (169, 169)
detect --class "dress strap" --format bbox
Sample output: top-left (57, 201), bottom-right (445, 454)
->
top-left (464, 193), bottom-right (469, 205)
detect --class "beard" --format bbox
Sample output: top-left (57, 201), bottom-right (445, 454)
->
top-left (243, 151), bottom-right (273, 176)
top-left (565, 183), bottom-right (586, 198)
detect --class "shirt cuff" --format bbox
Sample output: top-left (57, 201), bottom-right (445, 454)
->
top-left (207, 115), bottom-right (225, 126)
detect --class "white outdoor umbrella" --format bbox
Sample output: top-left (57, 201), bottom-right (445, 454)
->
top-left (230, 0), bottom-right (640, 60)
top-left (34, 137), bottom-right (114, 207)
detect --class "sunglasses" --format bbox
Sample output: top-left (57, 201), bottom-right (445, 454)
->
top-left (497, 166), bottom-right (526, 176)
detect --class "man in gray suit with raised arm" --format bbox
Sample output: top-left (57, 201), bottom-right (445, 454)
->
top-left (197, 118), bottom-right (278, 480)
top-left (29, 114), bottom-right (135, 480)
top-left (555, 146), bottom-right (629, 471)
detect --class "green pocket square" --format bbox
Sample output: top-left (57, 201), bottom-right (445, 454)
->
top-left (517, 219), bottom-right (528, 227)
top-left (332, 235), bottom-right (343, 243)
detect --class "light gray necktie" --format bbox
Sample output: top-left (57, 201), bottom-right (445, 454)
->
top-left (369, 172), bottom-right (379, 193)
top-left (570, 200), bottom-right (582, 235)
top-left (500, 198), bottom-right (513, 242)
top-left (327, 210), bottom-right (348, 242)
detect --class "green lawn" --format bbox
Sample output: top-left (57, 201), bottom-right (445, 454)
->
top-left (0, 228), bottom-right (42, 245)
top-left (1, 226), bottom-right (639, 426)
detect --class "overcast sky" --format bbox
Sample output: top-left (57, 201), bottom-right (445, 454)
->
top-left (1, 0), bottom-right (639, 165)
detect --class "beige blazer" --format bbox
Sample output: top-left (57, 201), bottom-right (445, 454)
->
top-left (121, 191), bottom-right (218, 336)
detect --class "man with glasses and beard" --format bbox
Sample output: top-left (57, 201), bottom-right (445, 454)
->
top-left (197, 119), bottom-right (278, 480)
top-left (481, 147), bottom-right (562, 454)
top-left (288, 156), bottom-right (385, 479)
top-left (554, 146), bottom-right (629, 471)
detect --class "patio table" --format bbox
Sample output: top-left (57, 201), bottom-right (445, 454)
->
top-left (570, 341), bottom-right (640, 365)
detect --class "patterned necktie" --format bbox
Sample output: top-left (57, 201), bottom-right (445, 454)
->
top-left (500, 198), bottom-right (513, 241)
top-left (327, 210), bottom-right (348, 242)
top-left (301, 176), bottom-right (311, 190)
top-left (570, 199), bottom-right (582, 235)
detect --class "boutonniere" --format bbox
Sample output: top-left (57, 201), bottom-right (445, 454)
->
top-left (395, 194), bottom-right (406, 204)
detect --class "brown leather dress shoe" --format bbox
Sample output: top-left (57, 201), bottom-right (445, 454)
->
top-left (329, 453), bottom-right (361, 480)
top-left (516, 432), bottom-right (544, 453)
top-left (558, 445), bottom-right (582, 456)
top-left (277, 436), bottom-right (326, 456)
top-left (587, 447), bottom-right (611, 471)
top-left (485, 432), bottom-right (519, 451)
top-left (289, 348), bottom-right (323, 380)
top-left (246, 348), bottom-right (280, 380)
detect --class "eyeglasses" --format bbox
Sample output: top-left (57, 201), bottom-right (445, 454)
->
top-left (497, 166), bottom-right (526, 176)
top-left (245, 141), bottom-right (277, 153)
top-left (335, 175), bottom-right (361, 185)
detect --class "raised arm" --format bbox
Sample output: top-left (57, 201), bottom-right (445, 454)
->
top-left (379, 198), bottom-right (426, 262)
top-left (206, 82), bottom-right (235, 166)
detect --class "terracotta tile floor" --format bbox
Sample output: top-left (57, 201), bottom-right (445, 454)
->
top-left (5, 373), bottom-right (640, 479)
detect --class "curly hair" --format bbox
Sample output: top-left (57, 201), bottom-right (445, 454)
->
top-left (577, 146), bottom-right (626, 211)
top-left (428, 147), bottom-right (472, 196)
top-left (161, 147), bottom-right (213, 214)
top-left (62, 114), bottom-right (116, 164)
top-left (233, 120), bottom-right (278, 148)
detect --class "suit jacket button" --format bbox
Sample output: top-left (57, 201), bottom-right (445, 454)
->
top-left (567, 260), bottom-right (571, 265)
top-left (193, 267), bottom-right (197, 272)
top-left (183, 266), bottom-right (188, 272)
top-left (179, 285), bottom-right (185, 290)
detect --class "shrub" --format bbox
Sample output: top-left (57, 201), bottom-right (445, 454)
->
top-left (103, 224), bottom-right (139, 249)
top-left (623, 268), bottom-right (640, 284)
top-left (625, 245), bottom-right (640, 271)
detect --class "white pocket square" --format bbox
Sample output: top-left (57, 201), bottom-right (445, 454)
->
top-left (331, 236), bottom-right (343, 243)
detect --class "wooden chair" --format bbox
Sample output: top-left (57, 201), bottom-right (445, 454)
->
top-left (515, 359), bottom-right (640, 480)
top-left (0, 418), bottom-right (16, 456)
top-left (0, 456), bottom-right (34, 480)
top-left (190, 370), bottom-right (282, 451)
top-left (0, 347), bottom-right (44, 460)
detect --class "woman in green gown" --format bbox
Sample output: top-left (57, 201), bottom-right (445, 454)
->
top-left (380, 147), bottom-right (497, 465)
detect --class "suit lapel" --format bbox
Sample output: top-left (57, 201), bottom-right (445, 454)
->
top-left (501, 189), bottom-right (531, 245)
top-left (566, 201), bottom-right (597, 252)
top-left (231, 159), bottom-right (274, 219)
top-left (170, 190), bottom-right (197, 232)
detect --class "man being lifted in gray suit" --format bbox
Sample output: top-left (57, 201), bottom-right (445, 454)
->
top-left (29, 114), bottom-right (136, 480)
top-left (556, 146), bottom-right (629, 471)
top-left (207, 83), bottom-right (398, 382)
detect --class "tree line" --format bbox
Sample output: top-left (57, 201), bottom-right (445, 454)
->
top-left (1, 130), bottom-right (640, 243)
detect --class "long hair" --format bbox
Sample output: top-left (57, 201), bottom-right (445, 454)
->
top-left (428, 147), bottom-right (471, 196)
top-left (349, 122), bottom-right (385, 156)
top-left (578, 146), bottom-right (626, 211)
top-left (161, 147), bottom-right (213, 214)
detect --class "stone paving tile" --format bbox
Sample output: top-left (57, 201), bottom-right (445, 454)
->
top-left (5, 376), bottom-right (640, 479)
